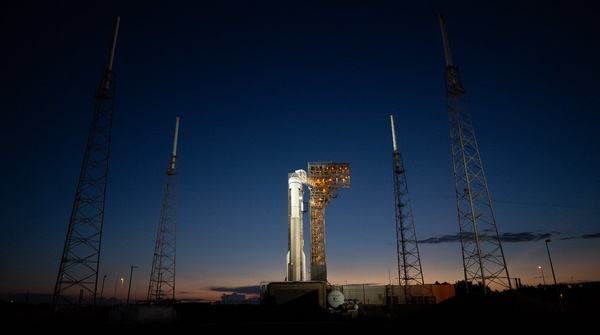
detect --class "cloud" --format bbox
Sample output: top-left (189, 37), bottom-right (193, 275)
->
top-left (418, 234), bottom-right (461, 244)
top-left (561, 233), bottom-right (600, 240)
top-left (416, 230), bottom-right (600, 244)
top-left (498, 232), bottom-right (552, 242)
top-left (208, 285), bottom-right (261, 295)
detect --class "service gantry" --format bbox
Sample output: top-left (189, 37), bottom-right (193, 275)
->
top-left (306, 162), bottom-right (350, 282)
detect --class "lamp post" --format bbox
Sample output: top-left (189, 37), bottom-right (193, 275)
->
top-left (545, 239), bottom-right (563, 310)
top-left (571, 276), bottom-right (578, 302)
top-left (112, 271), bottom-right (119, 306)
top-left (538, 266), bottom-right (546, 288)
top-left (126, 265), bottom-right (138, 306)
top-left (538, 265), bottom-right (548, 301)
top-left (119, 277), bottom-right (124, 303)
top-left (99, 274), bottom-right (107, 306)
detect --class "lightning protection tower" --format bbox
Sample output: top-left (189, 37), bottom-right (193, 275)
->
top-left (52, 16), bottom-right (120, 310)
top-left (147, 116), bottom-right (180, 305)
top-left (307, 162), bottom-right (350, 282)
top-left (439, 14), bottom-right (511, 293)
top-left (390, 114), bottom-right (426, 303)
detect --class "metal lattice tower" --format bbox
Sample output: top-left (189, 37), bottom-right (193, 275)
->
top-left (439, 14), bottom-right (511, 293)
top-left (147, 116), bottom-right (180, 304)
top-left (51, 16), bottom-right (120, 310)
top-left (390, 114), bottom-right (425, 303)
top-left (306, 162), bottom-right (350, 282)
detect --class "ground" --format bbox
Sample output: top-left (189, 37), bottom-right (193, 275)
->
top-left (1, 290), bottom-right (596, 330)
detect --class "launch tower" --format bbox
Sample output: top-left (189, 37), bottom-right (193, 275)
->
top-left (147, 116), bottom-right (180, 304)
top-left (51, 16), bottom-right (120, 309)
top-left (439, 14), bottom-right (511, 293)
top-left (390, 114), bottom-right (425, 302)
top-left (307, 162), bottom-right (350, 282)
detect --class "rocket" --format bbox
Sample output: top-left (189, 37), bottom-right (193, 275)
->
top-left (286, 169), bottom-right (307, 281)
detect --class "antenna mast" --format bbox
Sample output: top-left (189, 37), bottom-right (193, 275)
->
top-left (52, 15), bottom-right (120, 310)
top-left (147, 116), bottom-right (180, 305)
top-left (390, 115), bottom-right (426, 303)
top-left (438, 13), bottom-right (511, 293)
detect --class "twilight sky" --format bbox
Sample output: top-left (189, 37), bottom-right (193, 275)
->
top-left (1, 0), bottom-right (599, 304)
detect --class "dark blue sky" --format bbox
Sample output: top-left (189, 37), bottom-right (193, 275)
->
top-left (1, 1), bottom-right (599, 303)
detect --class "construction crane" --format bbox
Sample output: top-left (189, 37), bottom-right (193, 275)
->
top-left (306, 162), bottom-right (350, 282)
top-left (439, 13), bottom-right (512, 293)
top-left (389, 114), bottom-right (426, 303)
top-left (51, 16), bottom-right (120, 310)
top-left (146, 116), bottom-right (180, 305)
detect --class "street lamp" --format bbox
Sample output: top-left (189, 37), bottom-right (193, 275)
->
top-left (571, 276), bottom-right (578, 302)
top-left (545, 239), bottom-right (563, 310)
top-left (126, 265), bottom-right (138, 306)
top-left (538, 266), bottom-right (546, 288)
top-left (112, 271), bottom-right (119, 306)
top-left (99, 274), bottom-right (107, 306)
top-left (119, 277), bottom-right (124, 303)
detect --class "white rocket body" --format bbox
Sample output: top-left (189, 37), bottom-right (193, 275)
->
top-left (287, 170), bottom-right (307, 281)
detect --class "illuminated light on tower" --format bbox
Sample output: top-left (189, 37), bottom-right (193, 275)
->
top-left (439, 13), bottom-right (511, 293)
top-left (147, 116), bottom-right (180, 304)
top-left (51, 16), bottom-right (121, 309)
top-left (306, 162), bottom-right (350, 282)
